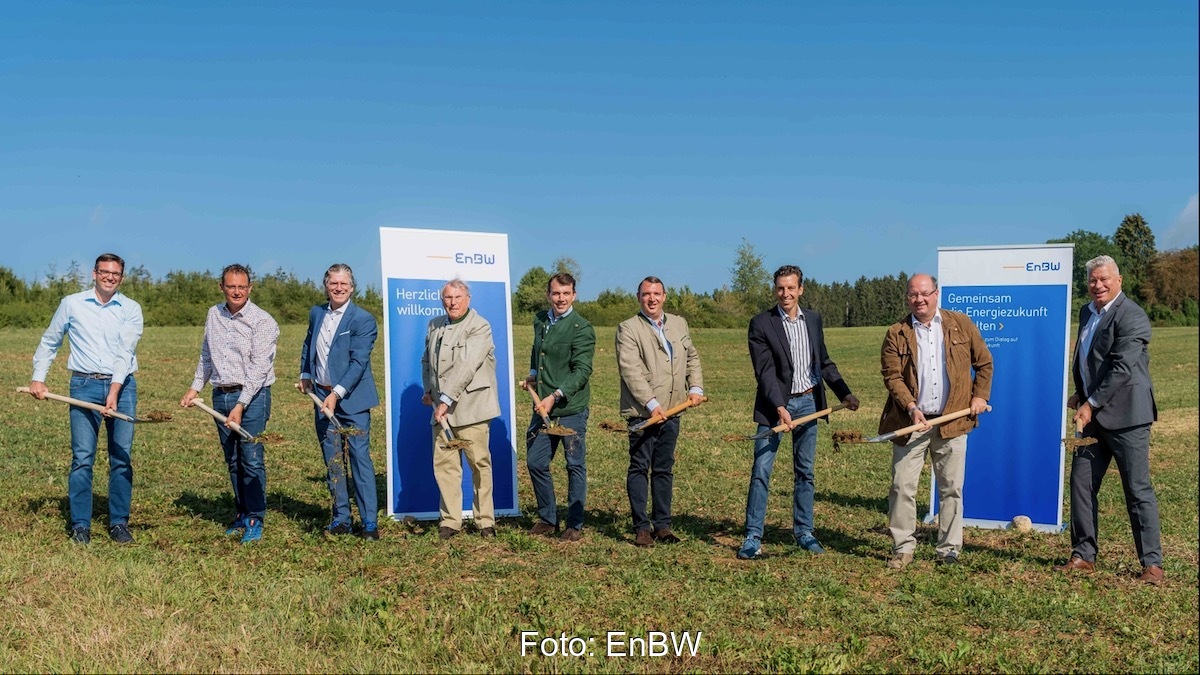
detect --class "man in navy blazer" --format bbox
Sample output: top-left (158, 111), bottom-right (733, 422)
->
top-left (1056, 255), bottom-right (1163, 584)
top-left (299, 263), bottom-right (381, 540)
top-left (737, 265), bottom-right (859, 560)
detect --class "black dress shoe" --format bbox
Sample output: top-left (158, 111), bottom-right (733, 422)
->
top-left (70, 527), bottom-right (91, 545)
top-left (325, 522), bottom-right (353, 537)
top-left (438, 526), bottom-right (460, 540)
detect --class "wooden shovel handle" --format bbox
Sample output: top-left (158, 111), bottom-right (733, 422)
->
top-left (521, 381), bottom-right (554, 425)
top-left (17, 386), bottom-right (138, 423)
top-left (888, 405), bottom-right (991, 439)
top-left (302, 388), bottom-right (341, 428)
top-left (1074, 417), bottom-right (1085, 436)
top-left (770, 402), bottom-right (850, 433)
top-left (637, 396), bottom-right (708, 430)
top-left (189, 398), bottom-right (254, 441)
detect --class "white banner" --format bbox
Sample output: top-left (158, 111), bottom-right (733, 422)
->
top-left (936, 244), bottom-right (1074, 532)
top-left (379, 227), bottom-right (520, 520)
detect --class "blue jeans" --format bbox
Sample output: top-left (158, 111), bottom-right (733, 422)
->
top-left (68, 375), bottom-right (136, 529)
top-left (627, 416), bottom-right (680, 532)
top-left (213, 387), bottom-right (270, 521)
top-left (314, 385), bottom-right (378, 527)
top-left (743, 392), bottom-right (817, 545)
top-left (525, 408), bottom-right (588, 530)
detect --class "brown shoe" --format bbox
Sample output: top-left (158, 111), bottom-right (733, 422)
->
top-left (1052, 555), bottom-right (1095, 573)
top-left (438, 526), bottom-right (460, 541)
top-left (1138, 565), bottom-right (1164, 585)
top-left (653, 528), bottom-right (682, 544)
top-left (634, 529), bottom-right (655, 547)
top-left (529, 521), bottom-right (557, 536)
top-left (478, 527), bottom-right (496, 538)
top-left (560, 528), bottom-right (582, 542)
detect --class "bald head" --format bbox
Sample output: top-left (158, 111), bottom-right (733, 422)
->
top-left (906, 274), bottom-right (939, 324)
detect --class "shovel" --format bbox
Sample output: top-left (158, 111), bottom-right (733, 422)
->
top-left (188, 398), bottom-right (255, 441)
top-left (743, 402), bottom-right (849, 441)
top-left (629, 396), bottom-right (708, 433)
top-left (832, 406), bottom-right (991, 448)
top-left (17, 386), bottom-right (170, 424)
top-left (437, 417), bottom-right (472, 450)
top-left (1064, 417), bottom-right (1097, 452)
top-left (301, 387), bottom-right (344, 431)
top-left (300, 386), bottom-right (355, 493)
top-left (521, 381), bottom-right (576, 437)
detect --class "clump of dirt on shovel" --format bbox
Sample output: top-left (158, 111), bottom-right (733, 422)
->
top-left (598, 420), bottom-right (625, 432)
top-left (544, 425), bottom-right (576, 437)
top-left (255, 432), bottom-right (286, 444)
top-left (333, 427), bottom-right (366, 437)
top-left (443, 439), bottom-right (473, 451)
top-left (831, 429), bottom-right (863, 451)
top-left (1063, 435), bottom-right (1097, 452)
top-left (144, 410), bottom-right (173, 422)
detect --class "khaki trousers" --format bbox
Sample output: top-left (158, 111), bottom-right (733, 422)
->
top-left (432, 421), bottom-right (495, 530)
top-left (888, 428), bottom-right (967, 557)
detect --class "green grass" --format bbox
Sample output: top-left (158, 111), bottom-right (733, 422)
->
top-left (0, 325), bottom-right (1196, 672)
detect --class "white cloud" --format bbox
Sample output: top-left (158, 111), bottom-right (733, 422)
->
top-left (1160, 194), bottom-right (1198, 250)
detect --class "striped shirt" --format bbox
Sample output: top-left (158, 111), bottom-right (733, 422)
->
top-left (778, 306), bottom-right (814, 394)
top-left (190, 300), bottom-right (280, 406)
top-left (32, 288), bottom-right (143, 384)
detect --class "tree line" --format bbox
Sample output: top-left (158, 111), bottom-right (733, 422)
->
top-left (2, 213), bottom-right (1194, 329)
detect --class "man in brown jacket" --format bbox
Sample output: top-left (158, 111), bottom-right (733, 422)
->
top-left (880, 273), bottom-right (992, 569)
top-left (616, 276), bottom-right (704, 547)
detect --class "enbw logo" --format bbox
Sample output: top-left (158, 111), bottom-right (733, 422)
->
top-left (455, 252), bottom-right (496, 265)
top-left (1025, 261), bottom-right (1060, 271)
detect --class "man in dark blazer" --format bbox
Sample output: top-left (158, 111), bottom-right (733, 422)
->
top-left (299, 263), bottom-right (381, 540)
top-left (737, 265), bottom-right (859, 560)
top-left (1056, 255), bottom-right (1163, 584)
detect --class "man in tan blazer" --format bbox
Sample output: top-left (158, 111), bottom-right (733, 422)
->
top-left (616, 276), bottom-right (704, 547)
top-left (422, 279), bottom-right (501, 541)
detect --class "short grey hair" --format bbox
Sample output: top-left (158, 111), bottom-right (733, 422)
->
top-left (1085, 255), bottom-right (1120, 276)
top-left (323, 263), bottom-right (356, 288)
top-left (443, 278), bottom-right (470, 296)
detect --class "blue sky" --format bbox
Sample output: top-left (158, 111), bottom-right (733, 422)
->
top-left (3, 1), bottom-right (1196, 299)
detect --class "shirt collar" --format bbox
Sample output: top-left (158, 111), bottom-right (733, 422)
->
top-left (448, 308), bottom-right (471, 325)
top-left (548, 306), bottom-right (573, 323)
top-left (1091, 291), bottom-right (1122, 315)
top-left (639, 311), bottom-right (665, 326)
top-left (776, 305), bottom-right (803, 321)
top-left (910, 309), bottom-right (942, 329)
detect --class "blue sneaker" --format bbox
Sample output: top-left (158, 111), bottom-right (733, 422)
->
top-left (225, 513), bottom-right (246, 536)
top-left (241, 517), bottom-right (263, 544)
top-left (797, 533), bottom-right (825, 554)
top-left (737, 538), bottom-right (763, 560)
top-left (358, 522), bottom-right (380, 541)
top-left (324, 521), bottom-right (353, 537)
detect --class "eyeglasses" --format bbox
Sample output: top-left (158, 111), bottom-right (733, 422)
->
top-left (222, 285), bottom-right (250, 293)
top-left (906, 290), bottom-right (936, 300)
top-left (95, 269), bottom-right (123, 279)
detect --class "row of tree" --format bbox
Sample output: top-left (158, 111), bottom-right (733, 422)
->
top-left (1, 213), bottom-right (1194, 329)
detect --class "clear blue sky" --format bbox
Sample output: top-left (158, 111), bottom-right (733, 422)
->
top-left (3, 1), bottom-right (1196, 299)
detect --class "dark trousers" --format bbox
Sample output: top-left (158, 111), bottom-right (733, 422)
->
top-left (525, 409), bottom-right (589, 530)
top-left (626, 416), bottom-right (680, 532)
top-left (1069, 422), bottom-right (1162, 567)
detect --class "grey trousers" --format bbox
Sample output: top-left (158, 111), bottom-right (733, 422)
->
top-left (889, 429), bottom-right (967, 557)
top-left (1069, 423), bottom-right (1162, 567)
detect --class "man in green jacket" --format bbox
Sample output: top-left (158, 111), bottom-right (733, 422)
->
top-left (522, 272), bottom-right (596, 542)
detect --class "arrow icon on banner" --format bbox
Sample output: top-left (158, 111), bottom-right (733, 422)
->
top-left (998, 322), bottom-right (1005, 330)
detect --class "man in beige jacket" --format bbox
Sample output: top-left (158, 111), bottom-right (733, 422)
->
top-left (616, 276), bottom-right (705, 547)
top-left (422, 279), bottom-right (501, 541)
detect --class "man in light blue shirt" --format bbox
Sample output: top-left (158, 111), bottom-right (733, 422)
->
top-left (29, 253), bottom-right (144, 545)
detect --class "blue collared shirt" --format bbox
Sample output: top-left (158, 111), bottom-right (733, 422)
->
top-left (33, 288), bottom-right (144, 383)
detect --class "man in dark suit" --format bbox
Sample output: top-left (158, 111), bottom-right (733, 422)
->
top-left (1056, 255), bottom-right (1163, 584)
top-left (299, 263), bottom-right (381, 540)
top-left (737, 265), bottom-right (859, 560)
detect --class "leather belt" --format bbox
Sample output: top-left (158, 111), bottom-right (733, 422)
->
top-left (71, 371), bottom-right (112, 380)
top-left (213, 384), bottom-right (243, 393)
top-left (791, 387), bottom-right (814, 397)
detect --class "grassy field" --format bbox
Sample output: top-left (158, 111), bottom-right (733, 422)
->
top-left (0, 323), bottom-right (1195, 673)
